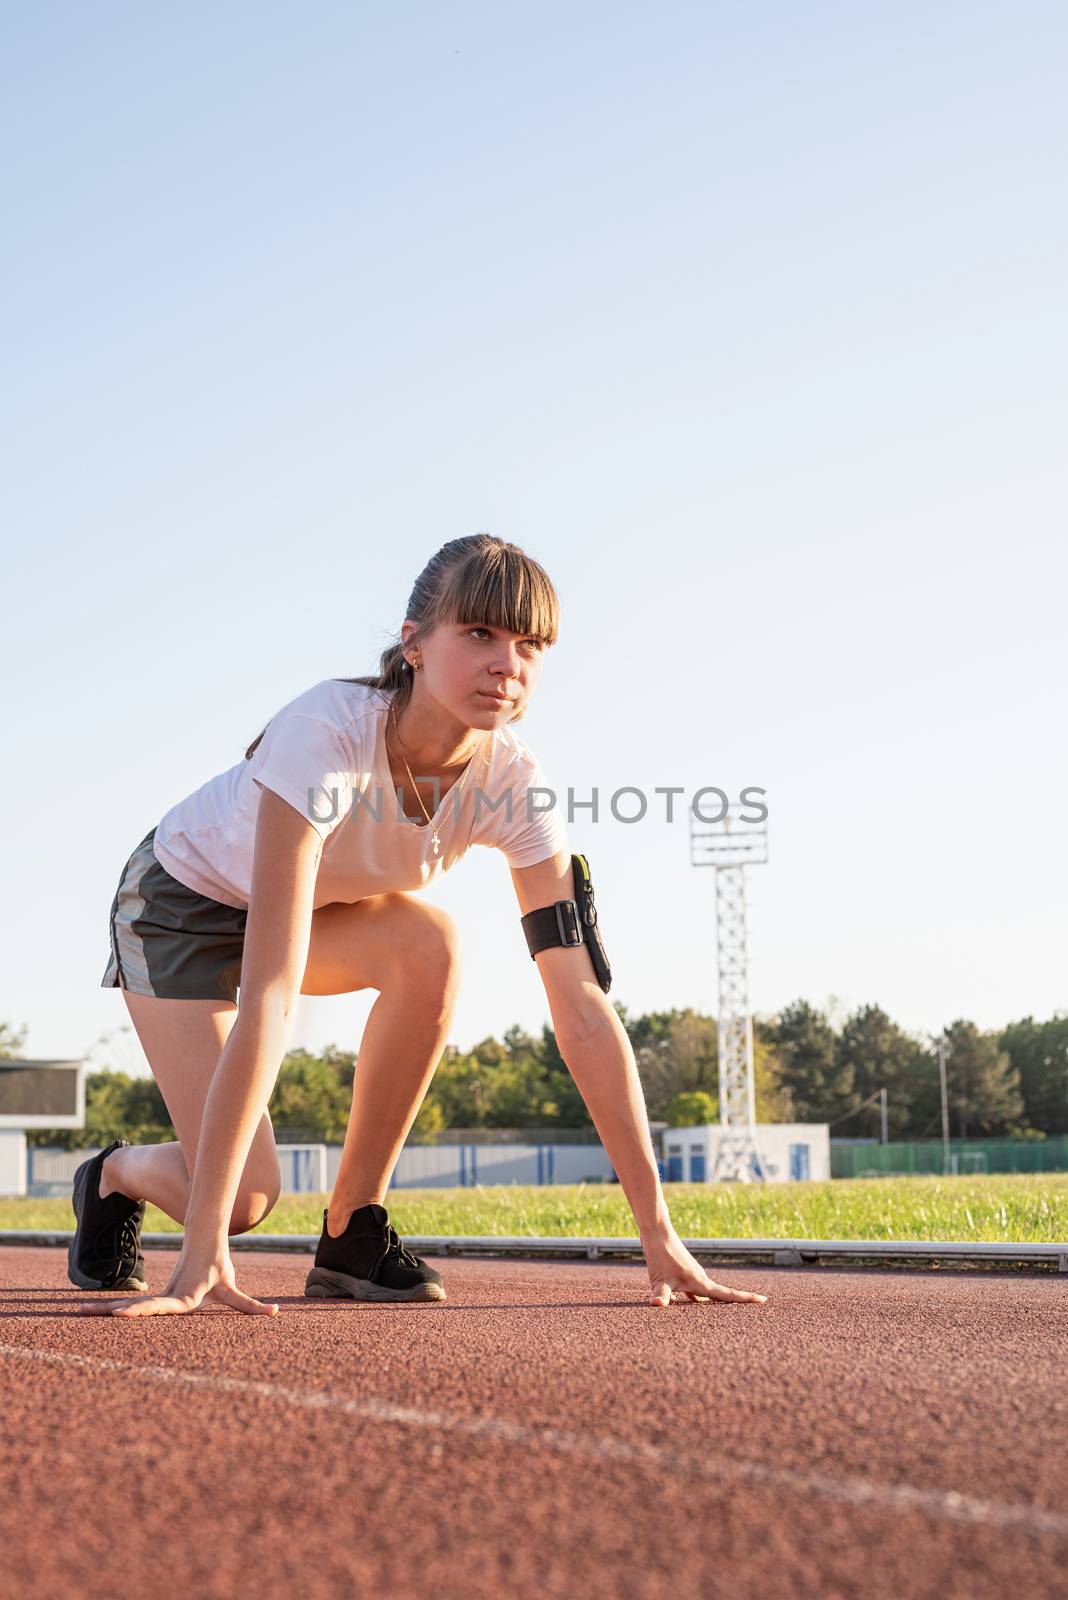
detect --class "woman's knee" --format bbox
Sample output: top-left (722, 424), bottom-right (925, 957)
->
top-left (228, 1144), bottom-right (282, 1234)
top-left (385, 900), bottom-right (463, 997)
top-left (229, 1169), bottom-right (281, 1234)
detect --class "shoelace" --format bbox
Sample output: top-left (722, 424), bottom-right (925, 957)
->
top-left (385, 1224), bottom-right (421, 1270)
top-left (98, 1213), bottom-right (142, 1287)
top-left (113, 1214), bottom-right (141, 1264)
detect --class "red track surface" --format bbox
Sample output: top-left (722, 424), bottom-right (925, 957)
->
top-left (1, 1246), bottom-right (1065, 1600)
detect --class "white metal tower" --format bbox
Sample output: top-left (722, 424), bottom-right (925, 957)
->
top-left (689, 802), bottom-right (769, 1182)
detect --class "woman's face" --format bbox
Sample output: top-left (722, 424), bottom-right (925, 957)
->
top-left (403, 617), bottom-right (547, 728)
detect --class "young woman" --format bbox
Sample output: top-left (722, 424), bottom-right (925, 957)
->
top-left (78, 534), bottom-right (768, 1318)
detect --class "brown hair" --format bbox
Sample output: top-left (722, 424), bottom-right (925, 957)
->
top-left (244, 532), bottom-right (561, 760)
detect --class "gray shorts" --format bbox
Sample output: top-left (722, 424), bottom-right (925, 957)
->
top-left (101, 827), bottom-right (248, 1003)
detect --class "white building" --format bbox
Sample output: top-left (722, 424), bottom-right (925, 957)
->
top-left (662, 1123), bottom-right (830, 1183)
top-left (0, 1059), bottom-right (86, 1196)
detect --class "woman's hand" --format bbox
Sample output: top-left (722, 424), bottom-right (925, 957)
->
top-left (77, 1248), bottom-right (279, 1319)
top-left (642, 1227), bottom-right (768, 1308)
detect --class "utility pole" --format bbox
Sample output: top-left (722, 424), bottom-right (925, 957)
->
top-left (879, 1087), bottom-right (888, 1145)
top-left (689, 802), bottom-right (768, 1182)
top-left (938, 1033), bottom-right (951, 1175)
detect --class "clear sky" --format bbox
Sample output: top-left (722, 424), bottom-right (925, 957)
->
top-left (3, 1), bottom-right (1065, 1079)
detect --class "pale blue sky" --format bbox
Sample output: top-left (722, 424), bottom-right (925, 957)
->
top-left (3, 1), bottom-right (1064, 1078)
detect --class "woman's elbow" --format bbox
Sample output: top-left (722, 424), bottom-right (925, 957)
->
top-left (555, 995), bottom-right (616, 1054)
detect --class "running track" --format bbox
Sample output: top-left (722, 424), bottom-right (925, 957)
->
top-left (1, 1246), bottom-right (1065, 1599)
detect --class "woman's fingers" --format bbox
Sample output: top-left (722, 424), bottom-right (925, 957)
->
top-left (112, 1295), bottom-right (195, 1317)
top-left (78, 1293), bottom-right (192, 1318)
top-left (210, 1281), bottom-right (279, 1316)
top-left (77, 1296), bottom-right (137, 1316)
top-left (75, 1267), bottom-right (278, 1318)
top-left (79, 1287), bottom-right (277, 1317)
top-left (644, 1235), bottom-right (769, 1309)
top-left (690, 1275), bottom-right (767, 1304)
top-left (648, 1273), bottom-right (768, 1307)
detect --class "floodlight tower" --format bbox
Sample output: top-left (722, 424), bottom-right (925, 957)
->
top-left (689, 801), bottom-right (769, 1182)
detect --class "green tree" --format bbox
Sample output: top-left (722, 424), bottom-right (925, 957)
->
top-left (82, 1070), bottom-right (148, 1148)
top-left (422, 1050), bottom-right (492, 1129)
top-left (621, 1006), bottom-right (676, 1057)
top-left (629, 1008), bottom-right (717, 1121)
top-left (835, 1004), bottom-right (932, 1140)
top-left (482, 1063), bottom-right (541, 1126)
top-left (533, 1024), bottom-right (593, 1127)
top-left (268, 1051), bottom-right (353, 1141)
top-left (119, 1074), bottom-right (173, 1142)
top-left (0, 1021), bottom-right (28, 1059)
top-left (942, 1018), bottom-right (1025, 1138)
top-left (409, 1095), bottom-right (446, 1141)
top-left (502, 1024), bottom-right (538, 1062)
top-left (666, 1090), bottom-right (717, 1126)
top-left (319, 1043), bottom-right (358, 1089)
top-left (1000, 1014), bottom-right (1068, 1134)
top-left (758, 1000), bottom-right (852, 1124)
top-left (753, 1036), bottom-right (793, 1122)
top-left (470, 1035), bottom-right (509, 1068)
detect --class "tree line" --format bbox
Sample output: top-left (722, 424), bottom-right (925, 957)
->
top-left (3, 1003), bottom-right (1066, 1149)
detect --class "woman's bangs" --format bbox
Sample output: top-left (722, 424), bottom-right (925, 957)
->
top-left (437, 550), bottom-right (559, 645)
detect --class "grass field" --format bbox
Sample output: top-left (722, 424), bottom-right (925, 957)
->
top-left (2, 1172), bottom-right (1067, 1242)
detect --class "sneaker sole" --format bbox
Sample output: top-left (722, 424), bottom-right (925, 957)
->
top-left (304, 1265), bottom-right (446, 1303)
top-left (67, 1154), bottom-right (148, 1294)
top-left (67, 1268), bottom-right (149, 1293)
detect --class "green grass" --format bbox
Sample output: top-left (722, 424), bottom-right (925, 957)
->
top-left (2, 1172), bottom-right (1067, 1242)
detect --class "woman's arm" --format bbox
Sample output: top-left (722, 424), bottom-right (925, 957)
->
top-left (87, 788), bottom-right (324, 1318)
top-left (511, 851), bottom-right (767, 1308)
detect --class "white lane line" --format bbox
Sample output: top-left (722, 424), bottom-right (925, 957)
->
top-left (2, 1341), bottom-right (1065, 1542)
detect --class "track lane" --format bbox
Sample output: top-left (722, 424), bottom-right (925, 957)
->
top-left (1, 1246), bottom-right (1064, 1599)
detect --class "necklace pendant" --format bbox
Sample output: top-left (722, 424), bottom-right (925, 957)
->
top-left (431, 833), bottom-right (441, 856)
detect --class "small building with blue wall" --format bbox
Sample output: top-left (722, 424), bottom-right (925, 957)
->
top-left (662, 1123), bottom-right (830, 1183)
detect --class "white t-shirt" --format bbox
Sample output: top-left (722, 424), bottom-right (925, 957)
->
top-left (152, 678), bottom-right (569, 910)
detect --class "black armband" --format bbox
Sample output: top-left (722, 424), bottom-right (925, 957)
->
top-left (519, 852), bottom-right (612, 994)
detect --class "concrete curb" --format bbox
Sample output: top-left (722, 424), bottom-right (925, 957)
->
top-left (2, 1230), bottom-right (1066, 1271)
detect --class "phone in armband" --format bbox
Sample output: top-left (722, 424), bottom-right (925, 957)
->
top-left (519, 852), bottom-right (612, 994)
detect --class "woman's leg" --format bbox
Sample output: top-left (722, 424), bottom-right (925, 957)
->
top-left (100, 994), bottom-right (281, 1234)
top-left (326, 911), bottom-right (461, 1232)
top-left (297, 893), bottom-right (463, 1235)
top-left (102, 890), bottom-right (461, 1236)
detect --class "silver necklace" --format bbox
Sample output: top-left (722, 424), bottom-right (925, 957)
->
top-left (388, 698), bottom-right (490, 856)
top-left (389, 699), bottom-right (443, 855)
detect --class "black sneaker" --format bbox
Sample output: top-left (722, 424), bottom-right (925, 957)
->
top-left (305, 1204), bottom-right (445, 1302)
top-left (68, 1139), bottom-right (148, 1293)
